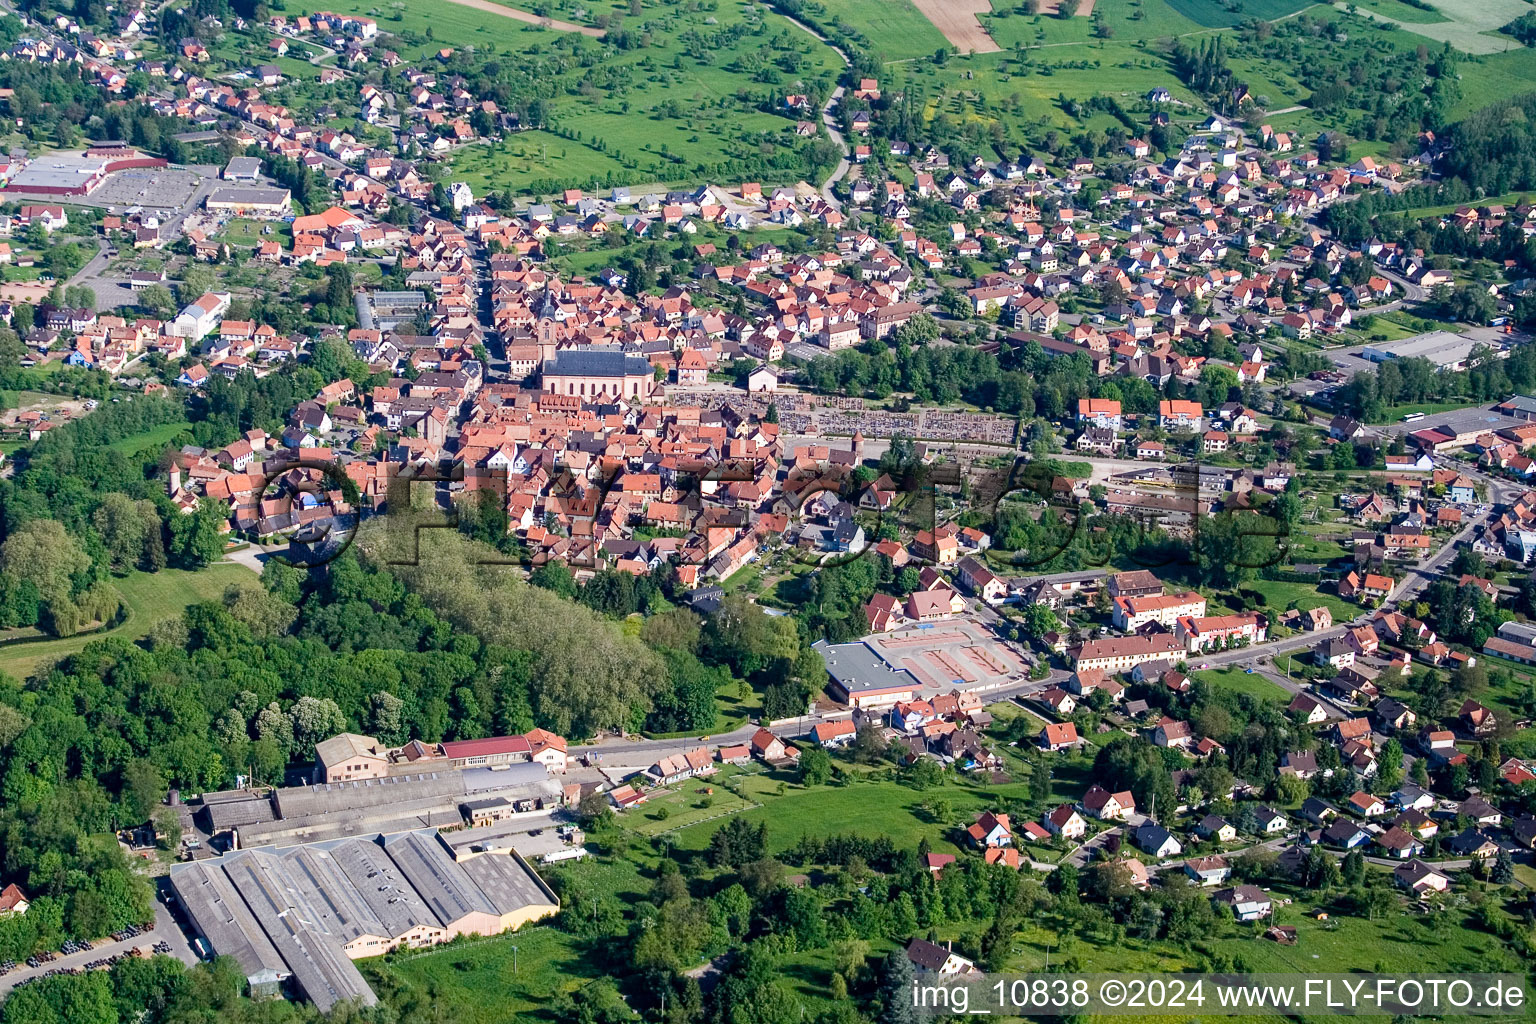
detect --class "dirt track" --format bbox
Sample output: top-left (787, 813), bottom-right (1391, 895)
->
top-left (439, 0), bottom-right (604, 37)
top-left (909, 0), bottom-right (1001, 53)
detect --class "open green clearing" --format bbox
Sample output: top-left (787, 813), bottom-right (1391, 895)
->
top-left (666, 772), bottom-right (1014, 855)
top-left (819, 0), bottom-right (947, 59)
top-left (1165, 0), bottom-right (1317, 28)
top-left (1245, 579), bottom-right (1357, 624)
top-left (105, 418), bottom-right (193, 455)
top-left (0, 389), bottom-right (70, 412)
top-left (450, 134), bottom-right (637, 195)
top-left (1453, 48), bottom-right (1536, 119)
top-left (1343, 0), bottom-right (1448, 23)
top-left (1191, 665), bottom-right (1290, 700)
top-left (0, 565), bottom-right (255, 679)
top-left (220, 218), bottom-right (293, 251)
top-left (366, 922), bottom-right (596, 1024)
top-left (621, 770), bottom-right (763, 835)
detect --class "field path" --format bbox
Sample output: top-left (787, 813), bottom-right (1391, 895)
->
top-left (438, 0), bottom-right (605, 37)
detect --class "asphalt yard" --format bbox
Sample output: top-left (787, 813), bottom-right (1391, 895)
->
top-left (90, 166), bottom-right (206, 211)
top-left (868, 617), bottom-right (1025, 694)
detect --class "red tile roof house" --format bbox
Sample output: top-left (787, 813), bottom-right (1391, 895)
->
top-left (1039, 720), bottom-right (1080, 751)
top-left (749, 727), bottom-right (798, 764)
top-left (1044, 804), bottom-right (1086, 839)
top-left (0, 884), bottom-right (28, 916)
top-left (811, 720), bottom-right (857, 747)
top-left (924, 852), bottom-right (956, 876)
top-left (966, 811), bottom-right (1013, 848)
top-left (1081, 784), bottom-right (1135, 821)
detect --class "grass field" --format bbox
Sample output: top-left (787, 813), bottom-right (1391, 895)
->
top-left (1399, 190), bottom-right (1535, 220)
top-left (820, 0), bottom-right (948, 59)
top-left (620, 773), bottom-right (761, 836)
top-left (1344, 0), bottom-right (1447, 22)
top-left (221, 219), bottom-right (293, 251)
top-left (1192, 665), bottom-right (1290, 700)
top-left (1, 389), bottom-right (73, 415)
top-left (0, 564), bottom-right (255, 680)
top-left (1369, 399), bottom-right (1486, 422)
top-left (369, 923), bottom-right (595, 1024)
top-left (105, 419), bottom-right (193, 455)
top-left (980, 0), bottom-right (1206, 50)
top-left (665, 771), bottom-right (1020, 856)
top-left (1353, 0), bottom-right (1533, 55)
top-left (450, 134), bottom-right (637, 195)
top-left (1453, 48), bottom-right (1536, 119)
top-left (1164, 0), bottom-right (1316, 28)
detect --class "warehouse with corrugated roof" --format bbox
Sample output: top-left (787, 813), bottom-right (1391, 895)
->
top-left (168, 830), bottom-right (559, 1011)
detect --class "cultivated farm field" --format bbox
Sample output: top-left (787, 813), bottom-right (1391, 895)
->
top-left (908, 0), bottom-right (1003, 53)
top-left (1165, 0), bottom-right (1317, 28)
top-left (1341, 0), bottom-right (1531, 53)
top-left (815, 0), bottom-right (949, 59)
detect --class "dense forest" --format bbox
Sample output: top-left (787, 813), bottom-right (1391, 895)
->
top-left (1441, 92), bottom-right (1536, 197)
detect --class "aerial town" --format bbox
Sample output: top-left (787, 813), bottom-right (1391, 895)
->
top-left (1, 0), bottom-right (1536, 1018)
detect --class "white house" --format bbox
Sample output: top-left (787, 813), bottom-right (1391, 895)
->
top-left (170, 292), bottom-right (231, 341)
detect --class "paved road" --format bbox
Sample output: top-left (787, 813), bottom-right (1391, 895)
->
top-left (761, 1), bottom-right (851, 208)
top-left (65, 239), bottom-right (119, 309)
top-left (819, 86), bottom-right (850, 209)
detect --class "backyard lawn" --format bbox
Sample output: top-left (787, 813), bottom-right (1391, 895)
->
top-left (0, 564), bottom-right (255, 680)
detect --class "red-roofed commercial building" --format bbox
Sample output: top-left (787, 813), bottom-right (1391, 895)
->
top-left (440, 735), bottom-right (533, 768)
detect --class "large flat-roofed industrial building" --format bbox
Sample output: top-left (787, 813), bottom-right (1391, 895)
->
top-left (194, 763), bottom-right (564, 849)
top-left (813, 638), bottom-right (921, 709)
top-left (2, 146), bottom-right (168, 196)
top-left (1361, 331), bottom-right (1505, 372)
top-left (205, 185), bottom-right (292, 218)
top-left (169, 829), bottom-right (559, 1011)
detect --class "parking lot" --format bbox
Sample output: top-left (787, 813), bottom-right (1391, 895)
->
top-left (90, 166), bottom-right (207, 212)
top-left (0, 899), bottom-right (197, 997)
top-left (866, 616), bottom-right (1026, 695)
top-left (1376, 403), bottom-right (1509, 439)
